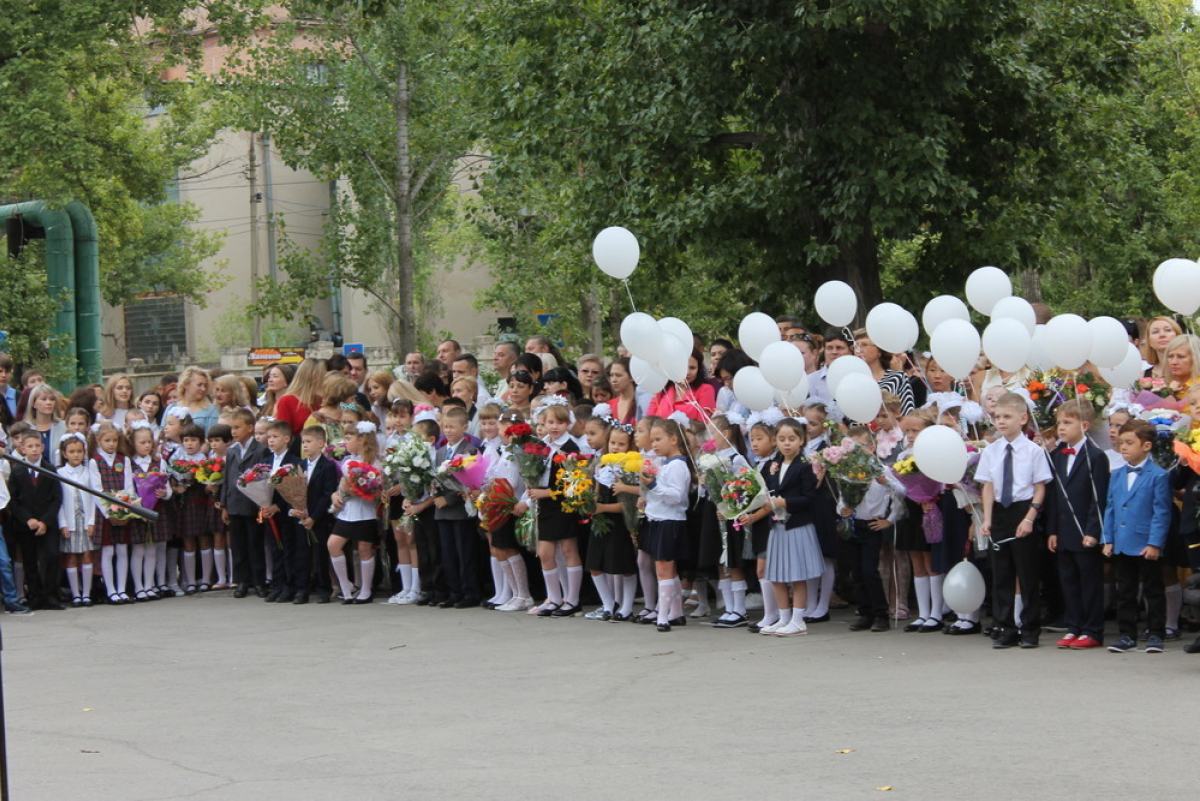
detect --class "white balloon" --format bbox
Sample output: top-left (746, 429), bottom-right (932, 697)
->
top-left (989, 296), bottom-right (1036, 335)
top-left (620, 312), bottom-right (663, 364)
top-left (1043, 313), bottom-right (1092, 371)
top-left (965, 266), bottom-right (1012, 315)
top-left (1026, 324), bottom-right (1054, 371)
top-left (591, 226), bottom-right (640, 280)
top-left (1088, 316), bottom-right (1130, 368)
top-left (732, 366), bottom-right (776, 412)
top-left (982, 318), bottom-right (1031, 373)
top-left (1099, 342), bottom-right (1143, 389)
top-left (912, 425), bottom-right (969, 484)
top-left (943, 561), bottom-right (986, 615)
top-left (814, 280), bottom-right (858, 327)
top-left (658, 317), bottom-right (693, 350)
top-left (826, 355), bottom-right (872, 395)
top-left (836, 373), bottom-right (883, 424)
top-left (738, 312), bottom-right (780, 362)
top-left (1153, 258), bottom-right (1200, 316)
top-left (922, 295), bottom-right (970, 337)
top-left (759, 340), bottom-right (807, 391)
top-left (629, 356), bottom-right (667, 394)
top-left (865, 302), bottom-right (919, 354)
top-left (658, 334), bottom-right (690, 384)
top-left (775, 373), bottom-right (810, 411)
top-left (930, 319), bottom-right (981, 380)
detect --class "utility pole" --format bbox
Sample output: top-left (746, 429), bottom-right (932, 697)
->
top-left (249, 131), bottom-right (262, 347)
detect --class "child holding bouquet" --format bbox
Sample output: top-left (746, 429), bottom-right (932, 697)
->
top-left (432, 406), bottom-right (481, 609)
top-left (129, 422), bottom-right (170, 600)
top-left (591, 423), bottom-right (640, 620)
top-left (842, 431), bottom-right (904, 633)
top-left (263, 419), bottom-right (306, 604)
top-left (172, 423), bottom-right (214, 594)
top-left (328, 422), bottom-right (384, 605)
top-left (204, 424), bottom-right (232, 589)
top-left (57, 433), bottom-right (100, 606)
top-left (697, 415), bottom-right (753, 628)
top-left (740, 419), bottom-right (779, 632)
top-left (402, 418), bottom-right (443, 606)
top-left (293, 425), bottom-right (339, 603)
top-left (482, 414), bottom-right (533, 612)
top-left (641, 418), bottom-right (694, 632)
top-left (760, 418), bottom-right (823, 637)
top-left (90, 421), bottom-right (134, 604)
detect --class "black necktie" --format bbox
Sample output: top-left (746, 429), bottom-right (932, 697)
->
top-left (1000, 444), bottom-right (1014, 507)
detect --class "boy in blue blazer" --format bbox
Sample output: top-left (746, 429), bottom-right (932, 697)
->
top-left (1102, 419), bottom-right (1173, 654)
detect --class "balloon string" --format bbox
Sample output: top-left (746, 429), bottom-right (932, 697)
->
top-left (622, 280), bottom-right (638, 313)
top-left (904, 351), bottom-right (933, 391)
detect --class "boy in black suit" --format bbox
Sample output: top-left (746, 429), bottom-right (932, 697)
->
top-left (1045, 401), bottom-right (1109, 649)
top-left (432, 407), bottom-right (480, 608)
top-left (220, 408), bottom-right (269, 598)
top-left (10, 430), bottom-right (64, 610)
top-left (291, 425), bottom-right (339, 604)
top-left (262, 420), bottom-right (303, 603)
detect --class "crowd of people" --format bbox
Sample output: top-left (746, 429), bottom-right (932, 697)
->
top-left (2, 317), bottom-right (1199, 656)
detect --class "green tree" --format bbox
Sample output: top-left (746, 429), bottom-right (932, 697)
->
top-left (225, 0), bottom-right (480, 355)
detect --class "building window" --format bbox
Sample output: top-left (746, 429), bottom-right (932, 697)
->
top-left (124, 294), bottom-right (187, 363)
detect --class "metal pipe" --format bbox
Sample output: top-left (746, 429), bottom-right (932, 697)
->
top-left (64, 201), bottom-right (102, 385)
top-left (0, 453), bottom-right (159, 523)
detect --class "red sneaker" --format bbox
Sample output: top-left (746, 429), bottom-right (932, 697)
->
top-left (1056, 634), bottom-right (1077, 649)
top-left (1069, 635), bottom-right (1102, 649)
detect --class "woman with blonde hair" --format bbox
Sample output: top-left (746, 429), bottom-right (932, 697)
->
top-left (96, 373), bottom-right (135, 428)
top-left (213, 373), bottom-right (252, 415)
top-left (1166, 333), bottom-right (1200, 397)
top-left (166, 366), bottom-right (219, 434)
top-left (364, 370), bottom-right (394, 426)
top-left (24, 383), bottom-right (67, 462)
top-left (387, 379), bottom-right (426, 406)
top-left (275, 358), bottom-right (327, 434)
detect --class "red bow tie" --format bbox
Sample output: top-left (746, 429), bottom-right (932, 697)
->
top-left (1062, 448), bottom-right (1076, 456)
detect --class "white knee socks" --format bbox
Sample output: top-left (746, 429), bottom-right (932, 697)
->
top-left (155, 542), bottom-right (168, 588)
top-left (507, 556), bottom-right (529, 599)
top-left (760, 579), bottom-right (779, 626)
top-left (81, 564), bottom-right (94, 600)
top-left (730, 580), bottom-right (748, 616)
top-left (331, 555), bottom-right (353, 598)
top-left (566, 565), bottom-right (583, 605)
top-left (213, 549), bottom-right (228, 585)
top-left (357, 558), bottom-right (375, 600)
top-left (657, 580), bottom-right (674, 625)
top-left (542, 569), bottom-right (563, 605)
top-left (183, 552), bottom-right (197, 588)
top-left (620, 575), bottom-right (637, 617)
top-left (167, 546), bottom-right (181, 590)
top-left (914, 575), bottom-right (932, 623)
top-left (101, 545), bottom-right (117, 596)
top-left (67, 567), bottom-right (81, 600)
top-left (812, 557), bottom-right (836, 617)
top-left (555, 545), bottom-right (568, 597)
top-left (637, 551), bottom-right (657, 611)
top-left (490, 557), bottom-right (511, 604)
top-left (1014, 592), bottom-right (1025, 628)
top-left (411, 567), bottom-right (422, 596)
top-left (142, 546), bottom-right (157, 593)
top-left (200, 548), bottom-right (214, 586)
top-left (130, 544), bottom-right (146, 593)
top-left (929, 574), bottom-right (945, 622)
top-left (115, 546), bottom-right (129, 597)
top-left (398, 563), bottom-right (413, 596)
top-left (592, 573), bottom-right (616, 612)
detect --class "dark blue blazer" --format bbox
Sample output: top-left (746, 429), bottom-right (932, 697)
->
top-left (762, 455), bottom-right (816, 529)
top-left (1102, 459), bottom-right (1172, 555)
top-left (303, 455), bottom-right (339, 529)
top-left (1044, 440), bottom-right (1109, 550)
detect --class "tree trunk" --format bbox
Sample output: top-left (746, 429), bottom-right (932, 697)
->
top-left (580, 286), bottom-right (603, 354)
top-left (396, 61), bottom-right (416, 356)
top-left (833, 222), bottom-right (883, 320)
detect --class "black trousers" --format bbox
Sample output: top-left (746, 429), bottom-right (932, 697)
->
top-left (990, 501), bottom-right (1042, 633)
top-left (850, 522), bottom-right (887, 619)
top-left (1113, 553), bottom-right (1165, 638)
top-left (310, 520), bottom-right (333, 596)
top-left (16, 526), bottom-right (60, 605)
top-left (229, 514), bottom-right (265, 588)
top-left (1057, 548), bottom-right (1105, 640)
top-left (437, 518), bottom-right (480, 603)
top-left (413, 508), bottom-right (444, 599)
top-left (278, 517), bottom-right (312, 592)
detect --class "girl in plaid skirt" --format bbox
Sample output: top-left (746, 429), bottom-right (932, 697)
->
top-left (157, 410), bottom-right (187, 595)
top-left (171, 422), bottom-right (213, 594)
top-left (129, 423), bottom-right (171, 600)
top-left (91, 421), bottom-right (134, 604)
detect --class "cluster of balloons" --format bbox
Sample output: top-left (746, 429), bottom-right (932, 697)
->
top-left (619, 313), bottom-right (694, 394)
top-left (731, 313), bottom-right (809, 412)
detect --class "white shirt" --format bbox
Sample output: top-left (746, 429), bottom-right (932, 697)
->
top-left (57, 462), bottom-right (102, 533)
top-left (975, 435), bottom-right (1052, 503)
top-left (1125, 459), bottom-right (1149, 490)
top-left (270, 450), bottom-right (288, 473)
top-left (1063, 437), bottom-right (1086, 476)
top-left (335, 460), bottom-right (382, 522)
top-left (645, 457), bottom-right (690, 522)
top-left (854, 477), bottom-right (903, 523)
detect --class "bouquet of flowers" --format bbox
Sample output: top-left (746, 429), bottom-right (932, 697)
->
top-left (193, 456), bottom-right (225, 486)
top-left (476, 477), bottom-right (518, 532)
top-left (384, 435), bottom-right (437, 500)
top-left (697, 449), bottom-right (737, 503)
top-left (812, 439), bottom-right (885, 509)
top-left (435, 453), bottom-right (491, 493)
top-left (236, 463), bottom-right (276, 508)
top-left (718, 466), bottom-right (771, 527)
top-left (891, 456), bottom-right (946, 543)
top-left (509, 437), bottom-right (550, 486)
top-left (167, 458), bottom-right (200, 487)
top-left (1137, 408), bottom-right (1191, 470)
top-left (133, 470), bottom-right (169, 512)
top-left (1176, 426), bottom-right (1200, 473)
top-left (506, 424), bottom-right (549, 548)
top-left (107, 489), bottom-right (141, 524)
top-left (324, 442), bottom-right (351, 463)
top-left (1026, 370), bottom-right (1112, 431)
top-left (341, 461), bottom-right (384, 503)
top-left (599, 451), bottom-right (644, 531)
top-left (552, 453), bottom-right (609, 535)
top-left (269, 464), bottom-right (309, 512)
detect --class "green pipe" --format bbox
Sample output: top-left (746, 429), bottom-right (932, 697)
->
top-left (65, 201), bottom-right (102, 384)
top-left (0, 201), bottom-right (77, 384)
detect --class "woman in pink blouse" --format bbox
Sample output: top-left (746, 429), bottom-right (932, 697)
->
top-left (648, 349), bottom-right (716, 421)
